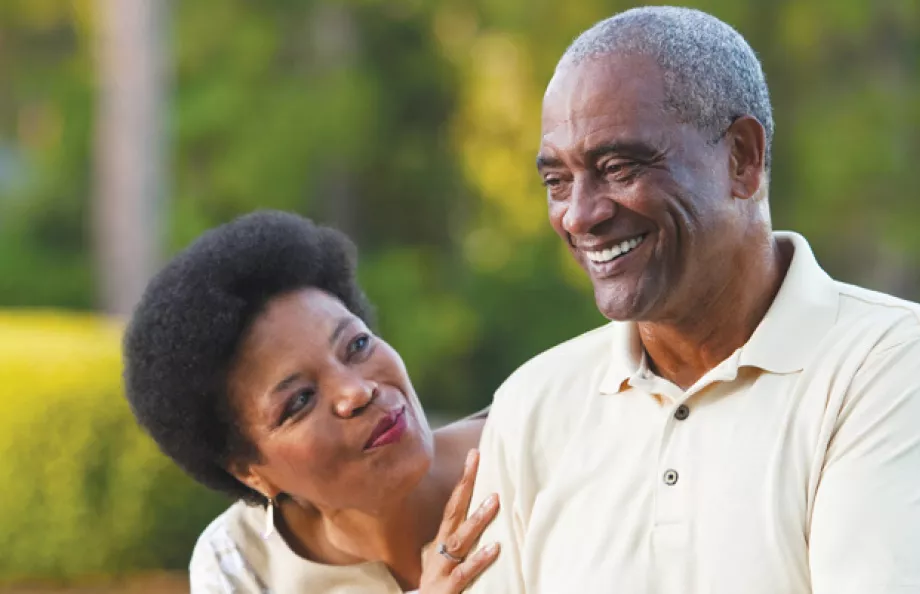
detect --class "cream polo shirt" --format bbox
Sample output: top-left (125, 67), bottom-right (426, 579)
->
top-left (468, 232), bottom-right (920, 594)
top-left (189, 500), bottom-right (414, 593)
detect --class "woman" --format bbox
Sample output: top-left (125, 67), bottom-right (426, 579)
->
top-left (123, 210), bottom-right (499, 593)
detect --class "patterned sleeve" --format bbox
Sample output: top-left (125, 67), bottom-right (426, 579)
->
top-left (189, 516), bottom-right (269, 594)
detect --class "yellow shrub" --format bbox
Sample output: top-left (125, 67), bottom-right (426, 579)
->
top-left (0, 311), bottom-right (227, 583)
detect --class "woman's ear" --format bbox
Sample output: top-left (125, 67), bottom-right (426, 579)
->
top-left (229, 461), bottom-right (278, 500)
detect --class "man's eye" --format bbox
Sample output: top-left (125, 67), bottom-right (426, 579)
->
top-left (604, 161), bottom-right (636, 177)
top-left (542, 175), bottom-right (562, 187)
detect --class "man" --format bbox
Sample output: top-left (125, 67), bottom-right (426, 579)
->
top-left (458, 6), bottom-right (920, 594)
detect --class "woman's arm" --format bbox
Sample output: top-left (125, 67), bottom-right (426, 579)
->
top-left (462, 406), bottom-right (490, 421)
top-left (433, 409), bottom-right (489, 479)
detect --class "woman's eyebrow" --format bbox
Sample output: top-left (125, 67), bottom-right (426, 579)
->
top-left (271, 372), bottom-right (301, 396)
top-left (329, 317), bottom-right (353, 346)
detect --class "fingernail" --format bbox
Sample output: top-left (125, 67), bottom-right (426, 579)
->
top-left (465, 449), bottom-right (478, 471)
top-left (486, 542), bottom-right (500, 554)
top-left (476, 495), bottom-right (497, 518)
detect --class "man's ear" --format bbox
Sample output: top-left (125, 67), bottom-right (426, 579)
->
top-left (726, 115), bottom-right (766, 200)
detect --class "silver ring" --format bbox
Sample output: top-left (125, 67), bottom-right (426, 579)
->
top-left (437, 542), bottom-right (464, 563)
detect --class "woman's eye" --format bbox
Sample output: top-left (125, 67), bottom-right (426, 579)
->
top-left (286, 389), bottom-right (315, 418)
top-left (542, 175), bottom-right (561, 187)
top-left (347, 333), bottom-right (371, 357)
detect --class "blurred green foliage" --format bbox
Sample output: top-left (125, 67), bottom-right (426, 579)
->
top-left (0, 0), bottom-right (918, 581)
top-left (0, 312), bottom-right (226, 583)
top-left (2, 0), bottom-right (917, 414)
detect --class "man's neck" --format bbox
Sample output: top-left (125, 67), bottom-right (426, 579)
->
top-left (638, 234), bottom-right (792, 391)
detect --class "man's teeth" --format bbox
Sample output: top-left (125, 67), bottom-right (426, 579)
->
top-left (585, 235), bottom-right (646, 263)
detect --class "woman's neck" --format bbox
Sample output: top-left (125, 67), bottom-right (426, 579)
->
top-left (276, 425), bottom-right (476, 590)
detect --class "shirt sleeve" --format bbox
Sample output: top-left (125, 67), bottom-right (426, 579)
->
top-left (809, 337), bottom-right (920, 593)
top-left (189, 537), bottom-right (232, 594)
top-left (188, 519), bottom-right (268, 594)
top-left (465, 390), bottom-right (528, 594)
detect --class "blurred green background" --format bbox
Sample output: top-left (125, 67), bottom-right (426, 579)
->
top-left (1, 0), bottom-right (918, 588)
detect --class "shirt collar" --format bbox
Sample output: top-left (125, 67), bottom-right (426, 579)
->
top-left (598, 321), bottom-right (642, 394)
top-left (599, 231), bottom-right (840, 394)
top-left (737, 231), bottom-right (839, 374)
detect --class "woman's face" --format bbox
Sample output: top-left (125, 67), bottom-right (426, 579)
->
top-left (227, 288), bottom-right (434, 514)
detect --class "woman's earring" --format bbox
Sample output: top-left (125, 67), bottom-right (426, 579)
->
top-left (262, 496), bottom-right (275, 540)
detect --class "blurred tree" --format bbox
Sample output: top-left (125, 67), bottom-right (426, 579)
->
top-left (93, 0), bottom-right (167, 315)
top-left (0, 0), bottom-right (918, 414)
top-left (166, 0), bottom-right (482, 411)
top-left (0, 0), bottom-right (96, 308)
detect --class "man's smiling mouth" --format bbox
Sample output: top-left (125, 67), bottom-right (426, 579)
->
top-left (584, 233), bottom-right (649, 264)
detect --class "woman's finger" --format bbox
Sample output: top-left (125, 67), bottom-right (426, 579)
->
top-left (435, 449), bottom-right (479, 543)
top-left (439, 492), bottom-right (500, 564)
top-left (445, 542), bottom-right (501, 593)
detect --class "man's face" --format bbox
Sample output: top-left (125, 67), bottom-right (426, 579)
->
top-left (538, 54), bottom-right (743, 323)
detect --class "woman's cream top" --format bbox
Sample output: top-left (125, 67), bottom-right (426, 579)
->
top-left (189, 501), bottom-right (416, 593)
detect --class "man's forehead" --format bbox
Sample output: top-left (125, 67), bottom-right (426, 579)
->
top-left (539, 77), bottom-right (670, 160)
top-left (545, 55), bottom-right (664, 110)
top-left (541, 54), bottom-right (667, 138)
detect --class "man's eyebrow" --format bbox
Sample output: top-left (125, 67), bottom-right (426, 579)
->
top-left (536, 153), bottom-right (564, 170)
top-left (537, 140), bottom-right (662, 170)
top-left (586, 140), bottom-right (660, 162)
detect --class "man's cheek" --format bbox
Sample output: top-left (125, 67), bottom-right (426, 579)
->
top-left (547, 205), bottom-right (569, 238)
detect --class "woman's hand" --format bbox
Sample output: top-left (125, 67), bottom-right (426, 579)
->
top-left (419, 449), bottom-right (500, 593)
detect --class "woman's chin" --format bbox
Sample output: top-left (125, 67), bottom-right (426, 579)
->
top-left (348, 430), bottom-right (433, 508)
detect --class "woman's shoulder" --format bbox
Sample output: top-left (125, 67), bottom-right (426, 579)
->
top-left (432, 413), bottom-right (487, 482)
top-left (189, 501), bottom-right (270, 592)
top-left (192, 500), bottom-right (250, 553)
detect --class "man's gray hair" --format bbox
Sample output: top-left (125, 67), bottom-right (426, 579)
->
top-left (562, 6), bottom-right (774, 169)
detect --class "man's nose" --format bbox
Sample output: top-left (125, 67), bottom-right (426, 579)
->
top-left (562, 176), bottom-right (617, 236)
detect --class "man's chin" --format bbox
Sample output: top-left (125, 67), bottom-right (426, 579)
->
top-left (593, 285), bottom-right (647, 322)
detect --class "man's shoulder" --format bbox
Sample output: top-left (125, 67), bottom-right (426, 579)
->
top-left (507, 320), bottom-right (614, 380)
top-left (837, 281), bottom-right (920, 317)
top-left (479, 322), bottom-right (619, 482)
top-left (491, 321), bottom-right (617, 413)
top-left (835, 281), bottom-right (920, 347)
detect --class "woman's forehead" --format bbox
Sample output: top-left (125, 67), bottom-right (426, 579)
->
top-left (228, 290), bottom-right (355, 400)
top-left (260, 288), bottom-right (349, 327)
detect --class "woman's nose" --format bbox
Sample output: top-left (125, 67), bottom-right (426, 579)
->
top-left (332, 375), bottom-right (377, 418)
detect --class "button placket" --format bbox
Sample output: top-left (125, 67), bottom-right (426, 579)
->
top-left (655, 393), bottom-right (692, 526)
top-left (663, 468), bottom-right (679, 485)
top-left (674, 404), bottom-right (690, 421)
top-left (662, 407), bottom-right (688, 492)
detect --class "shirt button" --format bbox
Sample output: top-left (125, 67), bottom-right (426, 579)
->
top-left (663, 469), bottom-right (679, 486)
top-left (674, 404), bottom-right (690, 421)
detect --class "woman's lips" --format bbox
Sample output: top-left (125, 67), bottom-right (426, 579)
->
top-left (364, 406), bottom-right (408, 450)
